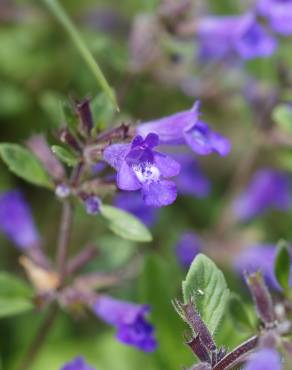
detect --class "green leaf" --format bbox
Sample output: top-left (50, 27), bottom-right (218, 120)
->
top-left (42, 0), bottom-right (118, 110)
top-left (0, 298), bottom-right (33, 318)
top-left (273, 104), bottom-right (292, 133)
top-left (100, 205), bottom-right (152, 242)
top-left (274, 240), bottom-right (291, 291)
top-left (228, 293), bottom-right (254, 331)
top-left (182, 254), bottom-right (229, 334)
top-left (0, 143), bottom-right (53, 188)
top-left (51, 145), bottom-right (78, 166)
top-left (91, 93), bottom-right (115, 129)
top-left (0, 272), bottom-right (33, 318)
top-left (61, 100), bottom-right (79, 132)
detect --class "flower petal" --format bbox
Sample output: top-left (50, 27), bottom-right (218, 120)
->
top-left (103, 143), bottom-right (131, 170)
top-left (117, 162), bottom-right (141, 191)
top-left (137, 101), bottom-right (200, 144)
top-left (153, 152), bottom-right (181, 178)
top-left (142, 180), bottom-right (177, 207)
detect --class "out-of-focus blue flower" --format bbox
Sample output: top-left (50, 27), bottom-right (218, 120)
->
top-left (114, 191), bottom-right (157, 227)
top-left (233, 168), bottom-right (291, 221)
top-left (243, 348), bottom-right (282, 370)
top-left (103, 133), bottom-right (180, 207)
top-left (257, 0), bottom-right (292, 35)
top-left (0, 190), bottom-right (40, 249)
top-left (61, 356), bottom-right (96, 370)
top-left (174, 154), bottom-right (211, 198)
top-left (175, 232), bottom-right (202, 268)
top-left (197, 13), bottom-right (277, 61)
top-left (137, 102), bottom-right (231, 156)
top-left (93, 295), bottom-right (157, 352)
top-left (233, 244), bottom-right (292, 291)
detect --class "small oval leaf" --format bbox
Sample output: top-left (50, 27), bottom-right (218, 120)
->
top-left (0, 272), bottom-right (34, 318)
top-left (0, 143), bottom-right (53, 188)
top-left (100, 205), bottom-right (152, 242)
top-left (274, 240), bottom-right (291, 292)
top-left (182, 254), bottom-right (229, 334)
top-left (51, 145), bottom-right (78, 166)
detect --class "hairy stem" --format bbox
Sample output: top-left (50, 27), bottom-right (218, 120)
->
top-left (213, 336), bottom-right (258, 370)
top-left (16, 304), bottom-right (59, 370)
top-left (56, 201), bottom-right (74, 285)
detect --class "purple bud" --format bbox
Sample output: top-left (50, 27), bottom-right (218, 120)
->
top-left (55, 184), bottom-right (71, 199)
top-left (85, 196), bottom-right (101, 215)
top-left (243, 348), bottom-right (282, 370)
top-left (27, 135), bottom-right (65, 181)
top-left (0, 190), bottom-right (40, 249)
top-left (246, 272), bottom-right (276, 324)
top-left (175, 232), bottom-right (202, 268)
top-left (76, 98), bottom-right (93, 136)
top-left (93, 295), bottom-right (157, 352)
top-left (61, 356), bottom-right (96, 370)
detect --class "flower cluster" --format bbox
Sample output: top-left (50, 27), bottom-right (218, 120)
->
top-left (104, 101), bottom-right (230, 207)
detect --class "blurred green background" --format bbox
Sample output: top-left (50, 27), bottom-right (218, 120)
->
top-left (1, 0), bottom-right (292, 369)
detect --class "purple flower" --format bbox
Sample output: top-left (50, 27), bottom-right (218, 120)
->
top-left (93, 295), bottom-right (157, 352)
top-left (257, 0), bottom-right (292, 35)
top-left (175, 232), bottom-right (202, 268)
top-left (137, 102), bottom-right (231, 156)
top-left (103, 133), bottom-right (180, 207)
top-left (233, 168), bottom-right (291, 221)
top-left (61, 356), bottom-right (96, 370)
top-left (174, 154), bottom-right (211, 197)
top-left (243, 348), bottom-right (282, 370)
top-left (114, 191), bottom-right (157, 227)
top-left (197, 13), bottom-right (277, 61)
top-left (233, 244), bottom-right (292, 291)
top-left (233, 13), bottom-right (277, 60)
top-left (0, 190), bottom-right (40, 249)
top-left (197, 16), bottom-right (240, 60)
top-left (84, 196), bottom-right (101, 215)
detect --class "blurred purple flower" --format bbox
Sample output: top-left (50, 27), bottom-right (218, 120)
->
top-left (174, 154), bottom-right (211, 197)
top-left (257, 0), bottom-right (292, 35)
top-left (114, 191), bottom-right (157, 227)
top-left (103, 133), bottom-right (180, 207)
top-left (233, 168), bottom-right (291, 221)
top-left (61, 356), bottom-right (95, 370)
top-left (243, 348), bottom-right (282, 370)
top-left (197, 13), bottom-right (277, 61)
top-left (0, 190), bottom-right (40, 249)
top-left (233, 244), bottom-right (292, 291)
top-left (93, 295), bottom-right (157, 352)
top-left (175, 232), bottom-right (202, 268)
top-left (137, 102), bottom-right (231, 156)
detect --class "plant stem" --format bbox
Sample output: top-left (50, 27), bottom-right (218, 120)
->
top-left (56, 201), bottom-right (74, 285)
top-left (213, 336), bottom-right (258, 370)
top-left (41, 0), bottom-right (118, 110)
top-left (16, 304), bottom-right (59, 370)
